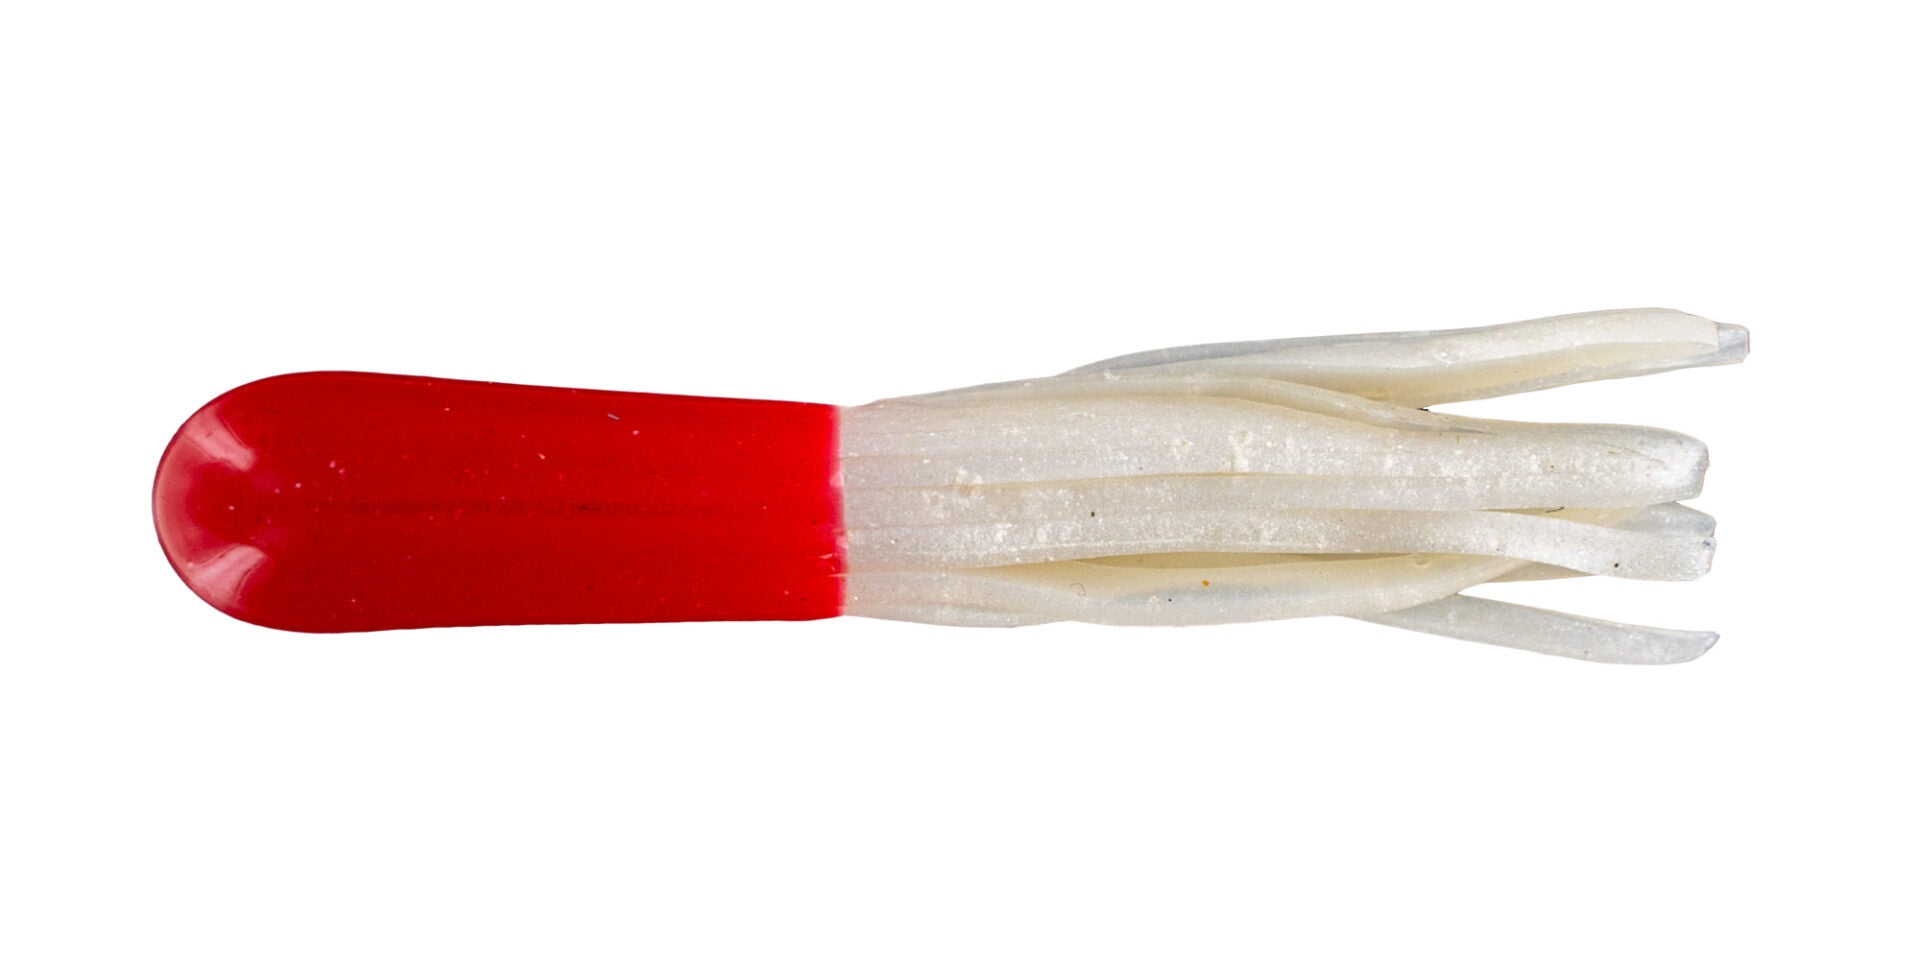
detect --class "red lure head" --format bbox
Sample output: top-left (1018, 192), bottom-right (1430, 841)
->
top-left (154, 372), bottom-right (844, 632)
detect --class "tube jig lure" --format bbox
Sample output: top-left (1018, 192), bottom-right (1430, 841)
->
top-left (155, 308), bottom-right (1745, 663)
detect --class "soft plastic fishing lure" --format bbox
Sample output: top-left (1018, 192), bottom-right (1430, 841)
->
top-left (155, 308), bottom-right (1745, 663)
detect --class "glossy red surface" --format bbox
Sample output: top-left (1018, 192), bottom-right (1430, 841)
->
top-left (154, 373), bottom-right (844, 631)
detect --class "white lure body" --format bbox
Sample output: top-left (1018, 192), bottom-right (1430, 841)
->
top-left (837, 308), bottom-right (1747, 664)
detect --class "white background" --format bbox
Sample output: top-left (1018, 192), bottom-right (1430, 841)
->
top-left (4, 2), bottom-right (1915, 957)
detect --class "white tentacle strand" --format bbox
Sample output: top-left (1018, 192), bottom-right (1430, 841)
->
top-left (837, 308), bottom-right (1747, 664)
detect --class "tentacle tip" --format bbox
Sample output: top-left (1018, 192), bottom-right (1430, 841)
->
top-left (1666, 630), bottom-right (1719, 664)
top-left (1714, 323), bottom-right (1750, 363)
top-left (1625, 630), bottom-right (1718, 665)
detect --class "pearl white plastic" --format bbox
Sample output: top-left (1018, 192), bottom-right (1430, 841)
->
top-left (838, 308), bottom-right (1747, 664)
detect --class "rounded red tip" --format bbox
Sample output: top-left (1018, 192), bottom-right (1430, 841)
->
top-left (154, 373), bottom-right (844, 632)
top-left (154, 382), bottom-right (282, 625)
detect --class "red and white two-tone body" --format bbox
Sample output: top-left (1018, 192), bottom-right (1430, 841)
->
top-left (155, 309), bottom-right (1746, 662)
